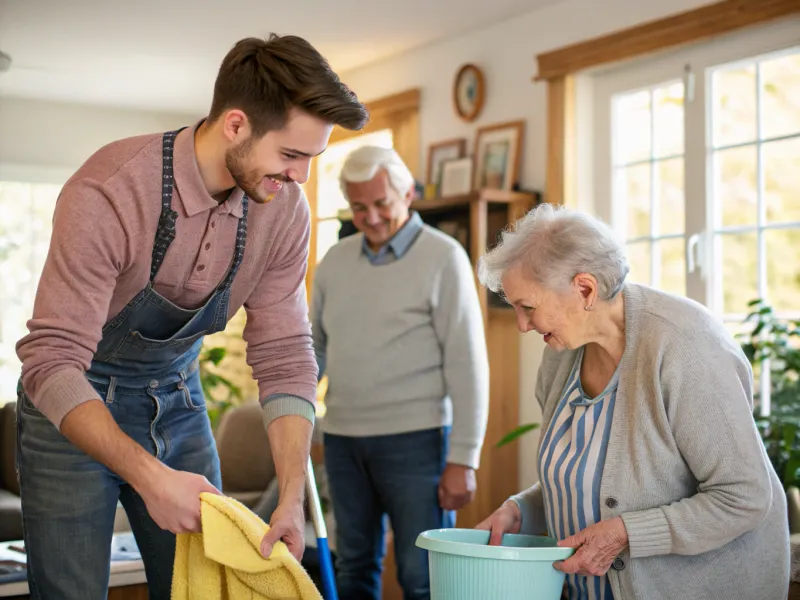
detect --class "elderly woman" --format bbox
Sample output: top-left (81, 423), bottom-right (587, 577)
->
top-left (475, 204), bottom-right (790, 600)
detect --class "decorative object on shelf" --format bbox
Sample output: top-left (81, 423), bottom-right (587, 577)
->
top-left (425, 138), bottom-right (467, 186)
top-left (473, 120), bottom-right (524, 192)
top-left (426, 138), bottom-right (467, 189)
top-left (424, 184), bottom-right (438, 201)
top-left (440, 157), bottom-right (473, 197)
top-left (453, 64), bottom-right (485, 123)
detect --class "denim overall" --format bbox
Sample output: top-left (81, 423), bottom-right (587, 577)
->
top-left (16, 129), bottom-right (249, 600)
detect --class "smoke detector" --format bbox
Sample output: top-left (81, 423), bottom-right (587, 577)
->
top-left (0, 51), bottom-right (11, 74)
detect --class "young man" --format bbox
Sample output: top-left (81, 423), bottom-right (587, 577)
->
top-left (310, 146), bottom-right (490, 600)
top-left (15, 34), bottom-right (367, 599)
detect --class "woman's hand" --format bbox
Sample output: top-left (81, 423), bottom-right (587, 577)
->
top-left (475, 500), bottom-right (522, 545)
top-left (555, 517), bottom-right (629, 577)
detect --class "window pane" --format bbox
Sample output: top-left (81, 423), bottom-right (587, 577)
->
top-left (763, 137), bottom-right (800, 224)
top-left (656, 158), bottom-right (684, 236)
top-left (765, 228), bottom-right (800, 313)
top-left (626, 241), bottom-right (651, 286)
top-left (316, 219), bottom-right (342, 264)
top-left (619, 163), bottom-right (651, 239)
top-left (760, 51), bottom-right (800, 139)
top-left (713, 145), bottom-right (757, 228)
top-left (712, 64), bottom-right (756, 148)
top-left (652, 82), bottom-right (684, 158)
top-left (717, 232), bottom-right (758, 315)
top-left (0, 181), bottom-right (62, 403)
top-left (615, 90), bottom-right (651, 165)
top-left (656, 237), bottom-right (686, 297)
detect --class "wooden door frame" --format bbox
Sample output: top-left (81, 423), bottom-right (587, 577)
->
top-left (537, 0), bottom-right (800, 206)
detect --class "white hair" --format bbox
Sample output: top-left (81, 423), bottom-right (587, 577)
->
top-left (477, 203), bottom-right (630, 301)
top-left (339, 145), bottom-right (415, 200)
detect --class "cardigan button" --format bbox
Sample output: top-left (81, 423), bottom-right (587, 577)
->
top-left (605, 497), bottom-right (618, 509)
top-left (611, 558), bottom-right (625, 571)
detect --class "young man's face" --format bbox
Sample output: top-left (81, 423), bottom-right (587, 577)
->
top-left (225, 108), bottom-right (332, 203)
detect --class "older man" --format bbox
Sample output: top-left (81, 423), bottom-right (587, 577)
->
top-left (310, 145), bottom-right (489, 600)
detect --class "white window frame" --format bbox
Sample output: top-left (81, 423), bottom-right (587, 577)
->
top-left (594, 17), bottom-right (800, 300)
top-left (587, 17), bottom-right (800, 415)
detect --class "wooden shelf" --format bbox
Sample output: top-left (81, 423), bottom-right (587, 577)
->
top-left (412, 188), bottom-right (537, 214)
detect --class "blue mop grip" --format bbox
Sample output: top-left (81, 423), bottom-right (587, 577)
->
top-left (316, 536), bottom-right (338, 600)
top-left (306, 456), bottom-right (338, 600)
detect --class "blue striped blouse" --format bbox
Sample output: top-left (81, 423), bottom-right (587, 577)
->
top-left (538, 347), bottom-right (619, 600)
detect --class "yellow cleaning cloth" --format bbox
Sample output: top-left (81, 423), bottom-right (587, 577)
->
top-left (171, 492), bottom-right (323, 600)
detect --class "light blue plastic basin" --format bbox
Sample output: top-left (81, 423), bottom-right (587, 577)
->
top-left (416, 528), bottom-right (574, 600)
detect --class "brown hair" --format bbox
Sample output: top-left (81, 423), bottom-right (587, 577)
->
top-left (208, 34), bottom-right (369, 136)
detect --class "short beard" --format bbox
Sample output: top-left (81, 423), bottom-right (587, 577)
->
top-left (225, 138), bottom-right (267, 203)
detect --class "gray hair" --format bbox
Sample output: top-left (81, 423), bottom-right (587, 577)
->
top-left (477, 203), bottom-right (630, 301)
top-left (339, 145), bottom-right (415, 201)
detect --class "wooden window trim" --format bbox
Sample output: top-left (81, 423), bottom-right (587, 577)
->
top-left (537, 0), bottom-right (800, 206)
top-left (305, 88), bottom-right (420, 297)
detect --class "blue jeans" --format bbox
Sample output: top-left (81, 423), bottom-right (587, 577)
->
top-left (324, 428), bottom-right (455, 600)
top-left (16, 369), bottom-right (220, 600)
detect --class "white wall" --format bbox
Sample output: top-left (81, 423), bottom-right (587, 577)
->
top-left (0, 96), bottom-right (199, 172)
top-left (339, 0), bottom-right (717, 490)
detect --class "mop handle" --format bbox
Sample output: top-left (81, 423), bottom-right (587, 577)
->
top-left (306, 456), bottom-right (338, 600)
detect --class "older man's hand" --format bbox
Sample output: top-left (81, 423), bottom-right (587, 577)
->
top-left (438, 463), bottom-right (476, 511)
top-left (554, 517), bottom-right (629, 577)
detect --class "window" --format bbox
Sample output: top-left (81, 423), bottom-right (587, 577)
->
top-left (0, 177), bottom-right (65, 404)
top-left (309, 128), bottom-right (393, 265)
top-left (593, 20), bottom-right (800, 331)
top-left (611, 81), bottom-right (686, 297)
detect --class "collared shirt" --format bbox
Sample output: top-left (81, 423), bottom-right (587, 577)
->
top-left (16, 121), bottom-right (317, 429)
top-left (362, 211), bottom-right (424, 265)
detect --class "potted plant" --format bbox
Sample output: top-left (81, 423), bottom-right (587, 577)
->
top-left (198, 345), bottom-right (244, 431)
top-left (737, 299), bottom-right (800, 491)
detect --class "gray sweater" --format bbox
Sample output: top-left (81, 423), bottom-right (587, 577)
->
top-left (512, 284), bottom-right (790, 599)
top-left (310, 225), bottom-right (489, 469)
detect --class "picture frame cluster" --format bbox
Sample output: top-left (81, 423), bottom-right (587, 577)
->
top-left (425, 120), bottom-right (525, 199)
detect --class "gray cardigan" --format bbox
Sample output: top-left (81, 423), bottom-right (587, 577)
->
top-left (512, 284), bottom-right (790, 600)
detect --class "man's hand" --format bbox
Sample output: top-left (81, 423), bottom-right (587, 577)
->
top-left (59, 400), bottom-right (221, 535)
top-left (260, 498), bottom-right (306, 561)
top-left (261, 414), bottom-right (314, 562)
top-left (136, 465), bottom-right (221, 534)
top-left (438, 463), bottom-right (477, 511)
top-left (554, 517), bottom-right (629, 577)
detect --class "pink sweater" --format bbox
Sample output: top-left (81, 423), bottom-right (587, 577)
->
top-left (16, 124), bottom-right (318, 429)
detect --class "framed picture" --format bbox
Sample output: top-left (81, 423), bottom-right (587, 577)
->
top-left (427, 138), bottom-right (466, 188)
top-left (473, 120), bottom-right (524, 191)
top-left (440, 157), bottom-right (473, 197)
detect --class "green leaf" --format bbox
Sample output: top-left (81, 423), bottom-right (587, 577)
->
top-left (206, 347), bottom-right (227, 365)
top-left (784, 457), bottom-right (800, 488)
top-left (496, 423), bottom-right (540, 448)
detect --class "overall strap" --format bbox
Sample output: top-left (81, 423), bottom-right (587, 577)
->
top-left (150, 129), bottom-right (183, 282)
top-left (217, 194), bottom-right (249, 291)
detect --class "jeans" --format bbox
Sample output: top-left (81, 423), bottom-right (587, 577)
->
top-left (16, 369), bottom-right (220, 600)
top-left (324, 427), bottom-right (455, 600)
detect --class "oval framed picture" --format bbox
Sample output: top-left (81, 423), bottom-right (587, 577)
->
top-left (453, 64), bottom-right (485, 123)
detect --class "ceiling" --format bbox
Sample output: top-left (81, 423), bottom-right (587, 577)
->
top-left (0, 0), bottom-right (559, 114)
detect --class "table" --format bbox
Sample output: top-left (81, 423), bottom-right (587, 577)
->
top-left (0, 538), bottom-right (147, 599)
